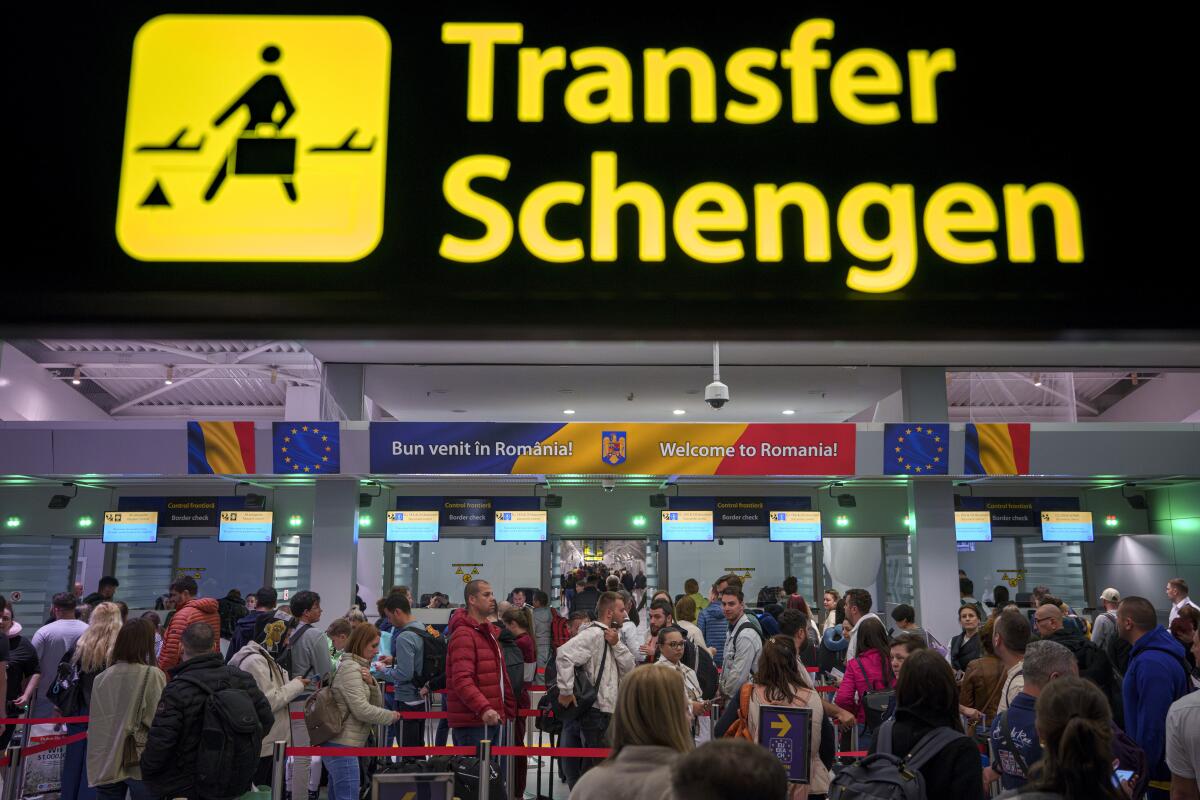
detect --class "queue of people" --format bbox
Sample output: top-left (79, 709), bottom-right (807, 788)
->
top-left (3, 571), bottom-right (1198, 800)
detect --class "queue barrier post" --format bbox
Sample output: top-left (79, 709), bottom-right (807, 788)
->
top-left (476, 739), bottom-right (491, 800)
top-left (270, 740), bottom-right (287, 800)
top-left (1, 742), bottom-right (22, 800)
top-left (14, 703), bottom-right (34, 798)
top-left (503, 720), bottom-right (515, 800)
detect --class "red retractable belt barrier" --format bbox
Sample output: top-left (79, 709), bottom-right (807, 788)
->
top-left (287, 746), bottom-right (475, 757)
top-left (0, 717), bottom-right (90, 725)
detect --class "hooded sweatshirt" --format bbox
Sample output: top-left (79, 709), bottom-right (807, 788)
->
top-left (1122, 626), bottom-right (1191, 786)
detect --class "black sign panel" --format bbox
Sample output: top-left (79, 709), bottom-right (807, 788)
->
top-left (8, 4), bottom-right (1193, 340)
top-left (670, 496), bottom-right (812, 526)
top-left (954, 495), bottom-right (1081, 528)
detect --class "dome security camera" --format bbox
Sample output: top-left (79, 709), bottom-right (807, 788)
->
top-left (602, 477), bottom-right (616, 493)
top-left (705, 380), bottom-right (730, 409)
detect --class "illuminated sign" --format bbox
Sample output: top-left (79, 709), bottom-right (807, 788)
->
top-left (103, 511), bottom-right (159, 543)
top-left (218, 510), bottom-right (274, 542)
top-left (661, 510), bottom-right (715, 542)
top-left (1041, 511), bottom-right (1094, 542)
top-left (769, 510), bottom-right (822, 542)
top-left (954, 511), bottom-right (993, 542)
top-left (117, 15), bottom-right (390, 261)
top-left (494, 509), bottom-right (547, 541)
top-left (386, 510), bottom-right (440, 542)
top-left (11, 7), bottom-right (1185, 339)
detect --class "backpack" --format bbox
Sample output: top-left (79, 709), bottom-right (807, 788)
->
top-left (550, 611), bottom-right (572, 649)
top-left (500, 633), bottom-right (526, 698)
top-left (853, 658), bottom-right (896, 734)
top-left (304, 682), bottom-right (349, 746)
top-left (48, 648), bottom-right (88, 716)
top-left (274, 623), bottom-right (312, 677)
top-left (397, 625), bottom-right (448, 691)
top-left (828, 718), bottom-right (965, 800)
top-left (175, 675), bottom-right (265, 800)
top-left (1110, 722), bottom-right (1150, 800)
top-left (682, 639), bottom-right (719, 700)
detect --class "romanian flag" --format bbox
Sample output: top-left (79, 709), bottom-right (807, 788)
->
top-left (964, 423), bottom-right (1030, 475)
top-left (188, 421), bottom-right (256, 474)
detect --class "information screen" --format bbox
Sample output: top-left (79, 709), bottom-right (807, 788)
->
top-left (387, 510), bottom-right (440, 542)
top-left (103, 511), bottom-right (158, 543)
top-left (769, 511), bottom-right (822, 542)
top-left (494, 510), bottom-right (547, 542)
top-left (955, 511), bottom-right (993, 542)
top-left (1041, 511), bottom-right (1094, 542)
top-left (218, 510), bottom-right (273, 542)
top-left (661, 510), bottom-right (715, 542)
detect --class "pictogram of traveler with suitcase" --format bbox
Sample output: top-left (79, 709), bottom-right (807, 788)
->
top-left (204, 44), bottom-right (299, 202)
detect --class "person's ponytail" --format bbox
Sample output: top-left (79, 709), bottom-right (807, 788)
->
top-left (1054, 717), bottom-right (1118, 800)
top-left (1028, 677), bottom-right (1124, 800)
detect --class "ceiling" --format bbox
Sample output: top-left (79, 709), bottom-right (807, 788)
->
top-left (3, 338), bottom-right (1195, 422)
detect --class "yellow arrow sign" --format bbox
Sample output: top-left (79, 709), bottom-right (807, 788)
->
top-left (770, 713), bottom-right (792, 738)
top-left (401, 793), bottom-right (415, 800)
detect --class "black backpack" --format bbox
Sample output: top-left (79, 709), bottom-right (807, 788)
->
top-left (828, 718), bottom-right (964, 800)
top-left (274, 623), bottom-right (312, 678)
top-left (682, 640), bottom-right (719, 700)
top-left (852, 657), bottom-right (896, 734)
top-left (175, 675), bottom-right (265, 800)
top-left (400, 625), bottom-right (448, 691)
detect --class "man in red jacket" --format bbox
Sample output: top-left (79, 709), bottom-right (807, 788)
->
top-left (158, 575), bottom-right (221, 672)
top-left (447, 579), bottom-right (512, 749)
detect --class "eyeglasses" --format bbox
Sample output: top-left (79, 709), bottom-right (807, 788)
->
top-left (1034, 617), bottom-right (1053, 624)
top-left (663, 640), bottom-right (686, 648)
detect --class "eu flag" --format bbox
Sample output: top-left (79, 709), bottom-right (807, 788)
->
top-left (884, 423), bottom-right (949, 475)
top-left (272, 422), bottom-right (340, 474)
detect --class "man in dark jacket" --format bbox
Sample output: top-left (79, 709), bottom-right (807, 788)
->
top-left (226, 585), bottom-right (278, 662)
top-left (142, 622), bottom-right (273, 800)
top-left (570, 576), bottom-right (602, 620)
top-left (1035, 603), bottom-right (1123, 726)
top-left (81, 576), bottom-right (119, 607)
top-left (1118, 596), bottom-right (1192, 800)
top-left (217, 589), bottom-right (248, 640)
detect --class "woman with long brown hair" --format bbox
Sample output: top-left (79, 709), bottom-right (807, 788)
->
top-left (999, 676), bottom-right (1126, 800)
top-left (569, 666), bottom-right (693, 800)
top-left (869, 648), bottom-right (984, 800)
top-left (729, 635), bottom-right (828, 799)
top-left (86, 619), bottom-right (165, 800)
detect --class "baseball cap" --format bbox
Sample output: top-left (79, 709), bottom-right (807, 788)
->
top-left (1100, 587), bottom-right (1121, 602)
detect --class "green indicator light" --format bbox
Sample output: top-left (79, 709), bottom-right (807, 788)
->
top-left (631, 515), bottom-right (647, 528)
top-left (4, 516), bottom-right (20, 529)
top-left (563, 515), bottom-right (579, 528)
top-left (1105, 515), bottom-right (1119, 527)
top-left (78, 516), bottom-right (94, 528)
top-left (359, 514), bottom-right (372, 527)
top-left (835, 515), bottom-right (850, 527)
top-left (288, 514), bottom-right (303, 528)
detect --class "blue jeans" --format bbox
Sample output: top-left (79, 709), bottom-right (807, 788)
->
top-left (95, 779), bottom-right (155, 800)
top-left (323, 743), bottom-right (360, 800)
top-left (61, 722), bottom-right (97, 800)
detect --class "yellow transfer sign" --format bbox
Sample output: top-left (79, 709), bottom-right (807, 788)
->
top-left (116, 15), bottom-right (390, 261)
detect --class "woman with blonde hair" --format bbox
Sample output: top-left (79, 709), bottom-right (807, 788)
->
top-left (569, 665), bottom-right (694, 799)
top-left (60, 601), bottom-right (123, 800)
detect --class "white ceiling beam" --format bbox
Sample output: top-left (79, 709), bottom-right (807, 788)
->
top-left (108, 341), bottom-right (296, 414)
top-left (1006, 371), bottom-right (1099, 416)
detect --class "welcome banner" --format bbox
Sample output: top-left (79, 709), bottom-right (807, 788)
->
top-left (369, 422), bottom-right (855, 475)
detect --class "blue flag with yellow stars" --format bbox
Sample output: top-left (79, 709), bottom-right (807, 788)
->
top-left (884, 423), bottom-right (949, 475)
top-left (272, 422), bottom-right (340, 474)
